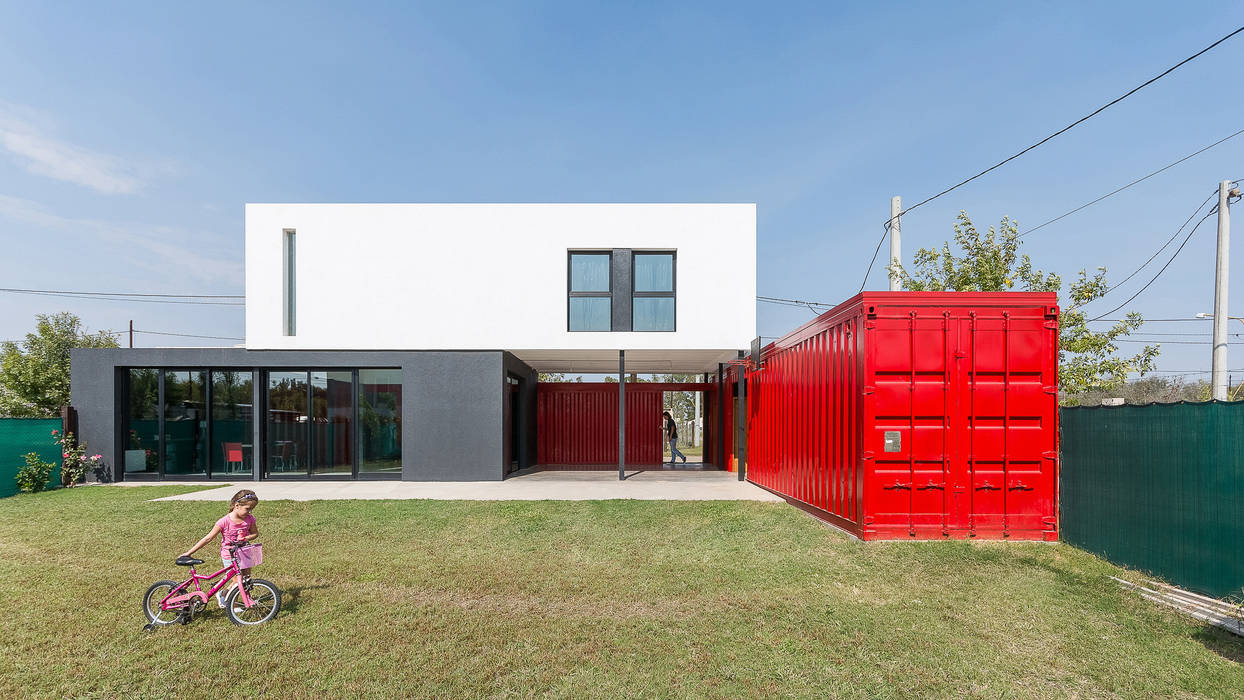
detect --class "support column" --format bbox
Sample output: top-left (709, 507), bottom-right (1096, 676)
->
top-left (716, 362), bottom-right (725, 470)
top-left (252, 372), bottom-right (263, 481)
top-left (619, 350), bottom-right (626, 480)
top-left (737, 351), bottom-right (747, 481)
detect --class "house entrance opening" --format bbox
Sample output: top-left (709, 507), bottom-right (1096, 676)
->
top-left (535, 381), bottom-right (718, 470)
top-left (660, 389), bottom-right (710, 469)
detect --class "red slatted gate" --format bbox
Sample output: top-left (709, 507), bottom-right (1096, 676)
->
top-left (536, 382), bottom-right (717, 468)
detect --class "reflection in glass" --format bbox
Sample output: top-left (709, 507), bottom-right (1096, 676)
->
top-left (634, 253), bottom-right (673, 292)
top-left (360, 370), bottom-right (402, 474)
top-left (633, 297), bottom-right (675, 331)
top-left (163, 370), bottom-right (207, 476)
top-left (569, 297), bottom-right (611, 331)
top-left (126, 369), bottom-right (160, 475)
top-left (570, 253), bottom-right (610, 291)
top-left (267, 371), bottom-right (308, 476)
top-left (311, 371), bottom-right (353, 476)
top-left (211, 371), bottom-right (254, 478)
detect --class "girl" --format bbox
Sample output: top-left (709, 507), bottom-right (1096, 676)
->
top-left (181, 489), bottom-right (260, 607)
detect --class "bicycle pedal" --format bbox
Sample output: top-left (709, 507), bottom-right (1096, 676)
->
top-left (142, 623), bottom-right (157, 633)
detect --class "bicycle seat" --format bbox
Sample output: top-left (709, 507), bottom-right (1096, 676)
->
top-left (175, 556), bottom-right (204, 567)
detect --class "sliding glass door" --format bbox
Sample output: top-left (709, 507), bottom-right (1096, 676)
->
top-left (311, 371), bottom-right (353, 476)
top-left (266, 371), bottom-right (309, 477)
top-left (123, 366), bottom-right (400, 480)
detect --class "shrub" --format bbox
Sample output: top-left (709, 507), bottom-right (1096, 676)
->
top-left (16, 452), bottom-right (54, 494)
top-left (51, 429), bottom-right (102, 486)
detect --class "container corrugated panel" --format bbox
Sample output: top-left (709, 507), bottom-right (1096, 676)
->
top-left (746, 292), bottom-right (1059, 540)
top-left (536, 384), bottom-right (664, 467)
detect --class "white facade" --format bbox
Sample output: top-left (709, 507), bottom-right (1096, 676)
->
top-left (245, 204), bottom-right (756, 372)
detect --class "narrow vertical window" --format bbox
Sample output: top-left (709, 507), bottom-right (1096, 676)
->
top-left (283, 229), bottom-right (296, 336)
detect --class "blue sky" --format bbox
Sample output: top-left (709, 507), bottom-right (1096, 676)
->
top-left (2, 2), bottom-right (1243, 380)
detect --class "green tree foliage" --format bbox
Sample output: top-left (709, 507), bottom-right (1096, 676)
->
top-left (891, 212), bottom-right (1158, 400)
top-left (0, 312), bottom-right (119, 417)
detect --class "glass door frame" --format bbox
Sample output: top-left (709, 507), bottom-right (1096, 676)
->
top-left (122, 367), bottom-right (213, 481)
top-left (261, 368), bottom-right (360, 480)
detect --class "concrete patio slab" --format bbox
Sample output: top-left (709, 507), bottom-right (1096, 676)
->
top-left (139, 470), bottom-right (785, 502)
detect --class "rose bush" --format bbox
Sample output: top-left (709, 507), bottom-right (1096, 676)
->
top-left (51, 429), bottom-right (102, 486)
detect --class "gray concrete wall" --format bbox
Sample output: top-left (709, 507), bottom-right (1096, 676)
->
top-left (70, 348), bottom-right (536, 482)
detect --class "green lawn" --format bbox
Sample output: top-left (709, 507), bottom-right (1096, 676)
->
top-left (1, 486), bottom-right (1240, 698)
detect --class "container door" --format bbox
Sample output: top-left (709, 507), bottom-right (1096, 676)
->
top-left (957, 311), bottom-right (1056, 536)
top-left (868, 311), bottom-right (954, 536)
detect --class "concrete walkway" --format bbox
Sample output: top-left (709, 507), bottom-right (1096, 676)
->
top-left (139, 470), bottom-right (785, 502)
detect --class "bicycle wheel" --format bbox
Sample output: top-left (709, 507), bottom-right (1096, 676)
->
top-left (224, 578), bottom-right (281, 626)
top-left (143, 580), bottom-right (185, 626)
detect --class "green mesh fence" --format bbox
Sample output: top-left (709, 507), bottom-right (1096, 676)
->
top-left (0, 418), bottom-right (63, 498)
top-left (1061, 402), bottom-right (1243, 599)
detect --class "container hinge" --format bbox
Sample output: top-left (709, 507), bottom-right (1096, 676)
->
top-left (1008, 481), bottom-right (1033, 491)
top-left (1042, 450), bottom-right (1058, 460)
top-left (916, 481), bottom-right (945, 490)
top-left (884, 481), bottom-right (911, 490)
top-left (1043, 320), bottom-right (1058, 329)
top-left (862, 451), bottom-right (875, 461)
top-left (1042, 385), bottom-right (1058, 395)
top-left (863, 385), bottom-right (876, 395)
top-left (1041, 516), bottom-right (1057, 528)
top-left (864, 320), bottom-right (876, 329)
top-left (975, 481), bottom-right (999, 491)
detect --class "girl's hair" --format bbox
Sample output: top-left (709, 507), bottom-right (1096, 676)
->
top-left (662, 410), bottom-right (672, 419)
top-left (230, 489), bottom-right (259, 508)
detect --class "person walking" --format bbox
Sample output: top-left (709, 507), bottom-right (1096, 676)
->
top-left (662, 410), bottom-right (687, 465)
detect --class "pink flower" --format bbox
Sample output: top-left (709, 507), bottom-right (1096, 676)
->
top-left (62, 452), bottom-right (70, 458)
top-left (51, 430), bottom-right (59, 436)
top-left (92, 454), bottom-right (102, 460)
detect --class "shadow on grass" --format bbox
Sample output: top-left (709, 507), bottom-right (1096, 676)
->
top-left (1194, 625), bottom-right (1244, 663)
top-left (278, 584), bottom-right (329, 616)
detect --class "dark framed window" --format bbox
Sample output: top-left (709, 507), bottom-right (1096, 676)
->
top-left (632, 251), bottom-right (675, 331)
top-left (568, 251), bottom-right (612, 331)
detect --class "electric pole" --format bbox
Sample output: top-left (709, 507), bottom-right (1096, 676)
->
top-left (129, 320), bottom-right (134, 349)
top-left (1212, 180), bottom-right (1234, 401)
top-left (889, 196), bottom-right (902, 291)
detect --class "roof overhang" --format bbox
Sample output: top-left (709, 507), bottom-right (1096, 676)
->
top-left (508, 349), bottom-right (742, 374)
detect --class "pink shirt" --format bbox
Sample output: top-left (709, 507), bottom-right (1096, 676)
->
top-left (217, 514), bottom-right (256, 559)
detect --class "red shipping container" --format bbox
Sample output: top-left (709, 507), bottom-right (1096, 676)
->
top-left (746, 292), bottom-right (1059, 540)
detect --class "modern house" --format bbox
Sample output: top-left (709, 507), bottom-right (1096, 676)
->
top-left (71, 204), bottom-right (757, 482)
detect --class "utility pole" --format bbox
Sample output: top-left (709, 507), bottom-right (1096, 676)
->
top-left (129, 320), bottom-right (133, 349)
top-left (889, 196), bottom-right (902, 291)
top-left (1212, 180), bottom-right (1234, 400)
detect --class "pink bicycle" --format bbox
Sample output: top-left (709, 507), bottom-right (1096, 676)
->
top-left (142, 542), bottom-right (281, 629)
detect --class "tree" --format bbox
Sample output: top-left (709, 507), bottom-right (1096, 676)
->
top-left (0, 312), bottom-right (119, 417)
top-left (891, 212), bottom-right (1158, 400)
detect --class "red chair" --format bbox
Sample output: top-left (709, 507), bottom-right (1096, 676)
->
top-left (222, 442), bottom-right (245, 473)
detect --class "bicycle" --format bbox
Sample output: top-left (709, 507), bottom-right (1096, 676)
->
top-left (142, 542), bottom-right (281, 630)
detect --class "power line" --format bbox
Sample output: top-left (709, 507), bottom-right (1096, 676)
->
top-left (1092, 192), bottom-right (1219, 299)
top-left (0, 287), bottom-right (242, 299)
top-left (859, 24), bottom-right (1244, 291)
top-left (1113, 339), bottom-right (1244, 345)
top-left (1088, 208), bottom-right (1218, 322)
top-left (133, 329), bottom-right (244, 341)
top-left (0, 290), bottom-right (243, 306)
top-left (1019, 128), bottom-right (1244, 238)
top-left (1126, 332), bottom-right (1241, 337)
top-left (1088, 318), bottom-right (1211, 322)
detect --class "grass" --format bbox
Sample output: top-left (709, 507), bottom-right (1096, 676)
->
top-left (0, 486), bottom-right (1240, 698)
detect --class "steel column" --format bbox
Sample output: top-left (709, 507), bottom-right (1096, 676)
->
top-left (618, 350), bottom-right (625, 480)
